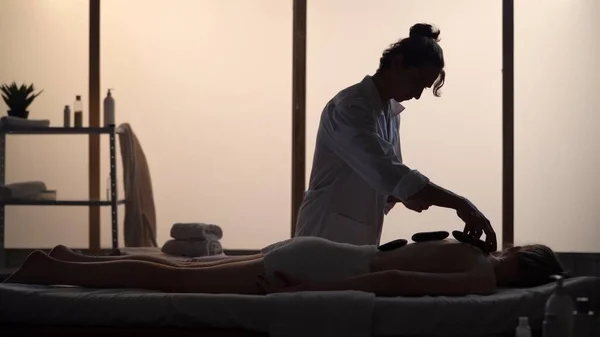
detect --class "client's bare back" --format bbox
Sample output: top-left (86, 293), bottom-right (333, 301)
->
top-left (372, 239), bottom-right (489, 274)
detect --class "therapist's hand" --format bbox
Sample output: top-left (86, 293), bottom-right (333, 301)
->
top-left (456, 198), bottom-right (497, 252)
top-left (406, 182), bottom-right (497, 252)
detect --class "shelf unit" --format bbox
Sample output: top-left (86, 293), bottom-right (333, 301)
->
top-left (0, 126), bottom-right (125, 264)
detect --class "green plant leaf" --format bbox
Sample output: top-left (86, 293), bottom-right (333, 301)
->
top-left (0, 82), bottom-right (43, 112)
top-left (25, 96), bottom-right (35, 108)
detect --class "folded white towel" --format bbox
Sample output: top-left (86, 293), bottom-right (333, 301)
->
top-left (267, 290), bottom-right (375, 337)
top-left (170, 223), bottom-right (223, 240)
top-left (18, 190), bottom-right (56, 201)
top-left (161, 238), bottom-right (223, 257)
top-left (0, 181), bottom-right (48, 201)
top-left (0, 116), bottom-right (50, 128)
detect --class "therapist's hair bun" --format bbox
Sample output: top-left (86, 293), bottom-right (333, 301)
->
top-left (409, 23), bottom-right (441, 42)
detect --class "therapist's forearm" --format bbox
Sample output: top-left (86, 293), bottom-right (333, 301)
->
top-left (419, 182), bottom-right (465, 210)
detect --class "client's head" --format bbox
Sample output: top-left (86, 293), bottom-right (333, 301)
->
top-left (491, 244), bottom-right (565, 288)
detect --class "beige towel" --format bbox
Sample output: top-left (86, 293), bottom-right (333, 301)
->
top-left (0, 116), bottom-right (50, 129)
top-left (171, 223), bottom-right (223, 240)
top-left (18, 190), bottom-right (56, 201)
top-left (118, 123), bottom-right (158, 247)
top-left (161, 238), bottom-right (223, 257)
top-left (0, 181), bottom-right (47, 200)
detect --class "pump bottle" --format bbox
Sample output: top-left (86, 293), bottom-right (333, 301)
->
top-left (103, 89), bottom-right (115, 127)
top-left (543, 275), bottom-right (574, 337)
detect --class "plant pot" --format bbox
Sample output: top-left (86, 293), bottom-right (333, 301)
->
top-left (7, 110), bottom-right (29, 119)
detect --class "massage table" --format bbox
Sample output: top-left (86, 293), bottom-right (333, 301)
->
top-left (1, 276), bottom-right (599, 337)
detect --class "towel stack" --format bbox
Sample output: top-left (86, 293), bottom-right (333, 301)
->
top-left (0, 116), bottom-right (50, 129)
top-left (161, 223), bottom-right (224, 257)
top-left (0, 181), bottom-right (56, 201)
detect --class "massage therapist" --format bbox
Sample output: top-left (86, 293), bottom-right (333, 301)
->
top-left (294, 23), bottom-right (497, 252)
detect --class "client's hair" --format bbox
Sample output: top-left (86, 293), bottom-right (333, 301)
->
top-left (376, 23), bottom-right (446, 96)
top-left (514, 244), bottom-right (566, 287)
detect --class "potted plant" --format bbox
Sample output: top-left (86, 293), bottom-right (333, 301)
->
top-left (0, 82), bottom-right (44, 119)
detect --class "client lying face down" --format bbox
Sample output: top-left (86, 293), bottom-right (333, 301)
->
top-left (3, 236), bottom-right (563, 297)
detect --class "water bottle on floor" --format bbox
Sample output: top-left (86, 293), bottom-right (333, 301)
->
top-left (515, 316), bottom-right (531, 337)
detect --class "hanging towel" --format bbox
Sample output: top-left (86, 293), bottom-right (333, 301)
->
top-left (170, 223), bottom-right (223, 240)
top-left (118, 123), bottom-right (158, 247)
top-left (161, 238), bottom-right (223, 257)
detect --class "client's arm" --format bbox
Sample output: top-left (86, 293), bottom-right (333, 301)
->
top-left (296, 270), bottom-right (496, 297)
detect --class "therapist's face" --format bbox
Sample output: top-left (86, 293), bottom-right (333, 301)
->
top-left (391, 57), bottom-right (442, 102)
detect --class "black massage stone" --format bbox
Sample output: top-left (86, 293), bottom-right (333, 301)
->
top-left (411, 231), bottom-right (449, 243)
top-left (452, 230), bottom-right (488, 252)
top-left (378, 239), bottom-right (408, 251)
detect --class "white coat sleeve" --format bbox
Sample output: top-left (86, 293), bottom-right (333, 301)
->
top-left (321, 101), bottom-right (429, 203)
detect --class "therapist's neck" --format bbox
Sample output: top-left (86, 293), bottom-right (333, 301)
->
top-left (371, 71), bottom-right (396, 103)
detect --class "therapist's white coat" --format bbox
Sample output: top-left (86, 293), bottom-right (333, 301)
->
top-left (295, 75), bottom-right (430, 246)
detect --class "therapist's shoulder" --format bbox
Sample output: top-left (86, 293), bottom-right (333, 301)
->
top-left (328, 83), bottom-right (371, 114)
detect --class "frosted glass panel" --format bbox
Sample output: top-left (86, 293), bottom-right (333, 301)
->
top-left (306, 0), bottom-right (503, 244)
top-left (0, 0), bottom-right (91, 248)
top-left (101, 0), bottom-right (292, 249)
top-left (514, 0), bottom-right (600, 252)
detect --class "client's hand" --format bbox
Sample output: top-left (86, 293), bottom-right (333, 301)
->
top-left (457, 198), bottom-right (497, 252)
top-left (256, 271), bottom-right (306, 294)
